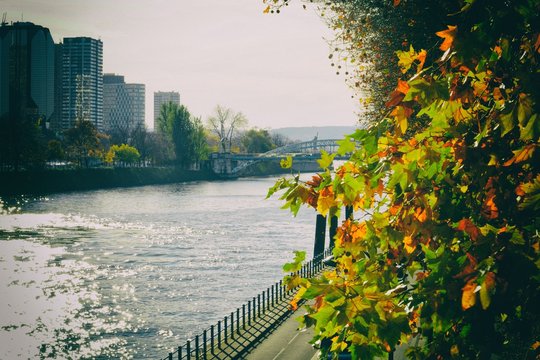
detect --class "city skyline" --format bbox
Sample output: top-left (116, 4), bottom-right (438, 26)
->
top-left (0, 0), bottom-right (359, 130)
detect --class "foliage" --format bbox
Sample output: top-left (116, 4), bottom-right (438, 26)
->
top-left (268, 0), bottom-right (540, 358)
top-left (47, 140), bottom-right (65, 161)
top-left (241, 128), bottom-right (275, 153)
top-left (64, 120), bottom-right (106, 167)
top-left (206, 105), bottom-right (248, 153)
top-left (156, 102), bottom-right (209, 167)
top-left (105, 144), bottom-right (140, 165)
top-left (0, 115), bottom-right (47, 170)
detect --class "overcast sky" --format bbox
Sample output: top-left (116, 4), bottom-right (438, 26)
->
top-left (1, 0), bottom-right (358, 130)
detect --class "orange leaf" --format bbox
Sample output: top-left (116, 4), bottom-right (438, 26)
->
top-left (436, 25), bottom-right (457, 51)
top-left (389, 204), bottom-right (401, 216)
top-left (482, 193), bottom-right (499, 219)
top-left (393, 0), bottom-right (401, 6)
top-left (396, 79), bottom-right (410, 95)
top-left (461, 281), bottom-right (477, 310)
top-left (263, 5), bottom-right (270, 14)
top-left (457, 219), bottom-right (480, 241)
top-left (414, 207), bottom-right (427, 223)
top-left (416, 49), bottom-right (427, 72)
top-left (503, 144), bottom-right (536, 166)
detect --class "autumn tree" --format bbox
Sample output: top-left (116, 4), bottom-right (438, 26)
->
top-left (206, 105), bottom-right (248, 153)
top-left (268, 0), bottom-right (540, 358)
top-left (64, 120), bottom-right (106, 167)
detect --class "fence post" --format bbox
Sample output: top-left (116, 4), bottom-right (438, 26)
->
top-left (248, 301), bottom-right (252, 325)
top-left (329, 215), bottom-right (338, 248)
top-left (258, 294), bottom-right (261, 317)
top-left (224, 316), bottom-right (228, 343)
top-left (262, 291), bottom-right (266, 313)
top-left (186, 340), bottom-right (191, 360)
top-left (217, 321), bottom-right (222, 348)
top-left (178, 346), bottom-right (182, 360)
top-left (230, 312), bottom-right (234, 339)
top-left (242, 304), bottom-right (246, 329)
top-left (203, 330), bottom-right (207, 360)
top-left (237, 308), bottom-right (240, 335)
top-left (267, 288), bottom-right (270, 309)
top-left (210, 325), bottom-right (215, 354)
top-left (168, 353), bottom-right (173, 360)
top-left (195, 335), bottom-right (199, 359)
top-left (314, 214), bottom-right (326, 258)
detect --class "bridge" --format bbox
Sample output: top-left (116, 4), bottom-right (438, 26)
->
top-left (210, 138), bottom-right (346, 177)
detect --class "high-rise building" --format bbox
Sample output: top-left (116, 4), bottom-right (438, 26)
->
top-left (0, 22), bottom-right (55, 125)
top-left (153, 91), bottom-right (180, 128)
top-left (103, 73), bottom-right (145, 135)
top-left (61, 37), bottom-right (103, 131)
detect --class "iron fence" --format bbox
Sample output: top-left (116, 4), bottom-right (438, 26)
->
top-left (161, 247), bottom-right (333, 360)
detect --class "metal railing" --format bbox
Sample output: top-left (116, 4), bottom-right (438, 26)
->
top-left (161, 247), bottom-right (333, 360)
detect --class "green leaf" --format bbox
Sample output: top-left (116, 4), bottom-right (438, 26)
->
top-left (519, 113), bottom-right (539, 141)
top-left (500, 105), bottom-right (516, 136)
top-left (317, 150), bottom-right (336, 170)
top-left (283, 250), bottom-right (306, 272)
top-left (337, 137), bottom-right (356, 155)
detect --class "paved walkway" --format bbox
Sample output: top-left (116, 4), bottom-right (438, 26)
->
top-left (245, 305), bottom-right (316, 360)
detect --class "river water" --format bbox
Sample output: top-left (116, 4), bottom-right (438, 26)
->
top-left (0, 176), bottom-right (317, 359)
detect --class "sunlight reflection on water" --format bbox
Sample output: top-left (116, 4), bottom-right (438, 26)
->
top-left (0, 177), bottom-right (316, 359)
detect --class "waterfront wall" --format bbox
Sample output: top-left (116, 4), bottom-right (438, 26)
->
top-left (0, 167), bottom-right (216, 196)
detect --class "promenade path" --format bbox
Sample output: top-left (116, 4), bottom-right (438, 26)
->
top-left (245, 306), bottom-right (316, 360)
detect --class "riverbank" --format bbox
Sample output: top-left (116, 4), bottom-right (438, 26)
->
top-left (0, 167), bottom-right (216, 196)
top-left (0, 159), bottom-right (321, 196)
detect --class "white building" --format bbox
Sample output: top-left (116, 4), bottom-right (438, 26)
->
top-left (103, 73), bottom-right (145, 135)
top-left (153, 91), bottom-right (180, 128)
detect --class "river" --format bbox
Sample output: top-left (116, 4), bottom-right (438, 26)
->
top-left (0, 176), bottom-right (317, 359)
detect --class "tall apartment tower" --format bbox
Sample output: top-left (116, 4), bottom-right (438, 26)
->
top-left (61, 37), bottom-right (103, 131)
top-left (103, 73), bottom-right (145, 135)
top-left (153, 91), bottom-right (180, 128)
top-left (0, 22), bottom-right (55, 125)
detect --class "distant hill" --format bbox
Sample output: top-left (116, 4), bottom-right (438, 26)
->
top-left (270, 126), bottom-right (358, 142)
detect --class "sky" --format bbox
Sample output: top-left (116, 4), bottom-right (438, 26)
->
top-left (1, 0), bottom-right (359, 130)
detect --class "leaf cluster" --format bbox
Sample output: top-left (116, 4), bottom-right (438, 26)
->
top-left (269, 0), bottom-right (540, 358)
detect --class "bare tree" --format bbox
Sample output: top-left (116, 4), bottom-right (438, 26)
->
top-left (206, 105), bottom-right (247, 153)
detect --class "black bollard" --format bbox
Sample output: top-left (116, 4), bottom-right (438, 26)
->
top-left (314, 214), bottom-right (326, 258)
top-left (329, 215), bottom-right (338, 248)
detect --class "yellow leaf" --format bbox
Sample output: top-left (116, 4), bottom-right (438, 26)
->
top-left (316, 186), bottom-right (336, 217)
top-left (263, 5), bottom-right (270, 13)
top-left (461, 281), bottom-right (477, 310)
top-left (403, 235), bottom-right (415, 254)
top-left (436, 25), bottom-right (457, 51)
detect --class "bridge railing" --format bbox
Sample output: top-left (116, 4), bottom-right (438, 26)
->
top-left (161, 247), bottom-right (334, 360)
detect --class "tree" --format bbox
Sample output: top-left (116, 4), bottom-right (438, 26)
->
top-left (64, 120), bottom-right (105, 167)
top-left (241, 128), bottom-right (275, 153)
top-left (47, 140), bottom-right (65, 162)
top-left (191, 117), bottom-right (210, 162)
top-left (206, 105), bottom-right (248, 153)
top-left (105, 144), bottom-right (140, 166)
top-left (268, 0), bottom-right (539, 358)
top-left (156, 102), bottom-right (209, 167)
top-left (0, 115), bottom-right (47, 171)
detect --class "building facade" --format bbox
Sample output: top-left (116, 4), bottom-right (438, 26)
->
top-left (61, 37), bottom-right (103, 131)
top-left (0, 22), bottom-right (55, 125)
top-left (103, 73), bottom-right (145, 136)
top-left (153, 91), bottom-right (180, 128)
